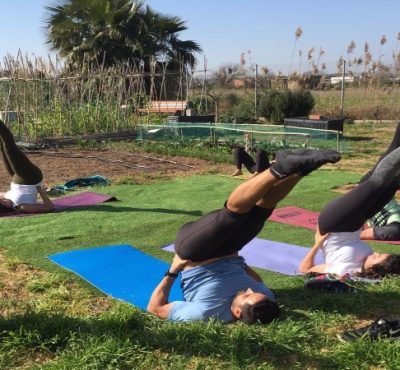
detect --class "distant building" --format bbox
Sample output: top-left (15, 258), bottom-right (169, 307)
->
top-left (330, 76), bottom-right (354, 85)
top-left (232, 78), bottom-right (253, 88)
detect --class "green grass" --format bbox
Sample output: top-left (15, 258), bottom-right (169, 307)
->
top-left (1, 172), bottom-right (400, 369)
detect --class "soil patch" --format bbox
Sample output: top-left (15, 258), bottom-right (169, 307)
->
top-left (332, 183), bottom-right (357, 194)
top-left (0, 147), bottom-right (233, 189)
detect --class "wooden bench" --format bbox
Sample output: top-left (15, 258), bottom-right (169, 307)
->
top-left (137, 100), bottom-right (188, 114)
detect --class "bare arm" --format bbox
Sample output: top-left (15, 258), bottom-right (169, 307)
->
top-left (147, 254), bottom-right (189, 319)
top-left (299, 228), bottom-right (329, 273)
top-left (16, 186), bottom-right (54, 214)
top-left (146, 275), bottom-right (177, 319)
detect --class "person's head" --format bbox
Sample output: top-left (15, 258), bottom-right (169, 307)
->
top-left (231, 288), bottom-right (280, 324)
top-left (0, 198), bottom-right (13, 213)
top-left (361, 253), bottom-right (400, 278)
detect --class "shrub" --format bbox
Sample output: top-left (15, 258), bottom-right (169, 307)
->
top-left (224, 93), bottom-right (240, 108)
top-left (189, 96), bottom-right (215, 115)
top-left (259, 89), bottom-right (315, 123)
top-left (219, 96), bottom-right (256, 123)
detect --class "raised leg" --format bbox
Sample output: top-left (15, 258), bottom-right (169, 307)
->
top-left (0, 121), bottom-right (42, 184)
top-left (233, 147), bottom-right (256, 174)
top-left (319, 146), bottom-right (400, 234)
top-left (0, 142), bottom-right (15, 177)
top-left (228, 149), bottom-right (341, 213)
top-left (227, 169), bottom-right (280, 213)
top-left (361, 121), bottom-right (400, 182)
top-left (176, 149), bottom-right (340, 261)
top-left (255, 149), bottom-right (270, 173)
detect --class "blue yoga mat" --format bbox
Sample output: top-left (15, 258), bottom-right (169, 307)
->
top-left (48, 245), bottom-right (184, 309)
top-left (163, 238), bottom-right (324, 276)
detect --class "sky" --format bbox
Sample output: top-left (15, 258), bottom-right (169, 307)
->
top-left (1, 0), bottom-right (400, 75)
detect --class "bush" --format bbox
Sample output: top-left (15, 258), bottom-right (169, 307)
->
top-left (224, 93), bottom-right (240, 108)
top-left (189, 96), bottom-right (215, 115)
top-left (219, 96), bottom-right (256, 123)
top-left (259, 89), bottom-right (315, 123)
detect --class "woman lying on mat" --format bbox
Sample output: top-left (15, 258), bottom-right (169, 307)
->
top-left (0, 120), bottom-right (54, 214)
top-left (147, 148), bottom-right (340, 323)
top-left (359, 122), bottom-right (400, 242)
top-left (299, 144), bottom-right (400, 278)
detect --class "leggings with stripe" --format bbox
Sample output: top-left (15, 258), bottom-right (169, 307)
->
top-left (319, 122), bottom-right (400, 234)
top-left (0, 121), bottom-right (42, 185)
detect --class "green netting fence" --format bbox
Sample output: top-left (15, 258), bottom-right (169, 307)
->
top-left (137, 122), bottom-right (350, 153)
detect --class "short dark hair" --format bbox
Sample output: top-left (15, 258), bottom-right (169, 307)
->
top-left (240, 300), bottom-right (280, 325)
top-left (361, 254), bottom-right (400, 278)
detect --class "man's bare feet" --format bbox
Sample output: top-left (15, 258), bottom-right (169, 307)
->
top-left (231, 169), bottom-right (243, 176)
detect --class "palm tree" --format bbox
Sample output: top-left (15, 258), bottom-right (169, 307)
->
top-left (44, 0), bottom-right (201, 70)
top-left (135, 5), bottom-right (201, 97)
top-left (137, 5), bottom-right (201, 70)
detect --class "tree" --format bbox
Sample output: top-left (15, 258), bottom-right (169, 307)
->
top-left (206, 64), bottom-right (241, 120)
top-left (138, 6), bottom-right (201, 70)
top-left (44, 0), bottom-right (201, 70)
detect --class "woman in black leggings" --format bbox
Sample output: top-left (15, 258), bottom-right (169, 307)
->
top-left (0, 120), bottom-right (54, 214)
top-left (360, 122), bottom-right (400, 241)
top-left (299, 143), bottom-right (400, 278)
top-left (232, 147), bottom-right (270, 177)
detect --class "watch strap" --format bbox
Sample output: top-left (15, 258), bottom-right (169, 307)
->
top-left (164, 269), bottom-right (179, 278)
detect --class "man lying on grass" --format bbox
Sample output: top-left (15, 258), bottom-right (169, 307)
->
top-left (148, 149), bottom-right (341, 323)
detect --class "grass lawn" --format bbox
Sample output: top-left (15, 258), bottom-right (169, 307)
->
top-left (1, 170), bottom-right (400, 369)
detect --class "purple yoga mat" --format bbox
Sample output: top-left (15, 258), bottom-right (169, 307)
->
top-left (52, 192), bottom-right (116, 210)
top-left (0, 192), bottom-right (116, 218)
top-left (162, 237), bottom-right (324, 275)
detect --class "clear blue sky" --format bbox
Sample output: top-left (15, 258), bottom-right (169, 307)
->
top-left (1, 0), bottom-right (400, 74)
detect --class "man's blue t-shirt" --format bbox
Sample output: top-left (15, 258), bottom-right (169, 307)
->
top-left (168, 257), bottom-right (275, 322)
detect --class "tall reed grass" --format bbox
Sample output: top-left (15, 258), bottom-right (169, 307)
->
top-left (0, 53), bottom-right (188, 140)
top-left (2, 52), bottom-right (400, 143)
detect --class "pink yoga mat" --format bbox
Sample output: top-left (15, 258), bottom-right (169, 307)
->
top-left (53, 192), bottom-right (116, 210)
top-left (269, 206), bottom-right (400, 245)
top-left (270, 206), bottom-right (318, 230)
top-left (0, 192), bottom-right (116, 217)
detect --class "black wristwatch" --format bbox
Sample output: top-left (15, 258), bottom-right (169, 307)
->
top-left (164, 269), bottom-right (179, 278)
